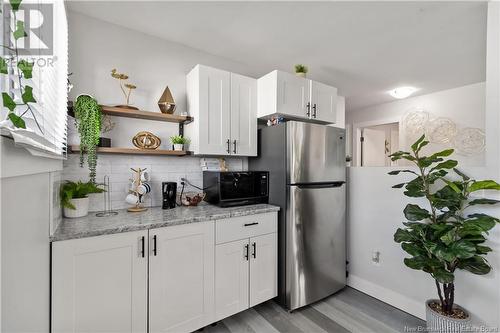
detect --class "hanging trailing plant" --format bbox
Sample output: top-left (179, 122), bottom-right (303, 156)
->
top-left (1, 0), bottom-right (42, 131)
top-left (74, 95), bottom-right (101, 183)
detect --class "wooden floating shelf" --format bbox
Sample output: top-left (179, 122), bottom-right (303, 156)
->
top-left (69, 145), bottom-right (192, 156)
top-left (100, 106), bottom-right (193, 124)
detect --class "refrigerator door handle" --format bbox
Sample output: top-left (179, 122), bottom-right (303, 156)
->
top-left (292, 181), bottom-right (345, 189)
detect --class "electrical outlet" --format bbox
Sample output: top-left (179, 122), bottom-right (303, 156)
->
top-left (372, 251), bottom-right (381, 265)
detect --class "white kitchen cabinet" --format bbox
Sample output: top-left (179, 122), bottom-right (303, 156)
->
top-left (149, 221), bottom-right (215, 333)
top-left (215, 239), bottom-right (249, 321)
top-left (230, 73), bottom-right (257, 156)
top-left (186, 64), bottom-right (257, 156)
top-left (186, 65), bottom-right (231, 155)
top-left (52, 231), bottom-right (148, 333)
top-left (52, 212), bottom-right (277, 333)
top-left (214, 212), bottom-right (278, 319)
top-left (310, 80), bottom-right (338, 123)
top-left (258, 70), bottom-right (310, 120)
top-left (257, 70), bottom-right (338, 124)
top-left (249, 233), bottom-right (278, 307)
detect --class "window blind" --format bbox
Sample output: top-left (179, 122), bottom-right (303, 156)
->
top-left (1, 0), bottom-right (68, 159)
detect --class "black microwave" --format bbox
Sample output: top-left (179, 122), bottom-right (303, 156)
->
top-left (203, 171), bottom-right (269, 207)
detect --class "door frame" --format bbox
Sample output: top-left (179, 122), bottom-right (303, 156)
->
top-left (352, 117), bottom-right (401, 167)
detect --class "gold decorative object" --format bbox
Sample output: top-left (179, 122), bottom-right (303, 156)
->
top-left (132, 131), bottom-right (161, 150)
top-left (158, 86), bottom-right (176, 114)
top-left (111, 68), bottom-right (138, 110)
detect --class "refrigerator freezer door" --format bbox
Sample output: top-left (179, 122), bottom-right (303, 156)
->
top-left (287, 122), bottom-right (346, 184)
top-left (286, 182), bottom-right (346, 310)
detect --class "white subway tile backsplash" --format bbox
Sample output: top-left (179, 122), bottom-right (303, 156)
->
top-left (63, 154), bottom-right (247, 212)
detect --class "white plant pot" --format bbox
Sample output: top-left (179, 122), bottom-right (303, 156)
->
top-left (173, 144), bottom-right (184, 151)
top-left (296, 72), bottom-right (306, 78)
top-left (63, 197), bottom-right (90, 218)
top-left (426, 299), bottom-right (471, 333)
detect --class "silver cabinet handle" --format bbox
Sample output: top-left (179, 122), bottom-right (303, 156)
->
top-left (306, 102), bottom-right (311, 117)
top-left (312, 104), bottom-right (317, 118)
top-left (252, 242), bottom-right (256, 259)
top-left (226, 139), bottom-right (230, 153)
top-left (233, 140), bottom-right (237, 154)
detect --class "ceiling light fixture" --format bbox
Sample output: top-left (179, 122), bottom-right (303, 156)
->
top-left (388, 86), bottom-right (418, 99)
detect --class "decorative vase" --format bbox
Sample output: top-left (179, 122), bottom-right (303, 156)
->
top-left (426, 300), bottom-right (471, 333)
top-left (173, 144), bottom-right (184, 151)
top-left (158, 86), bottom-right (176, 114)
top-left (63, 197), bottom-right (90, 218)
top-left (296, 72), bottom-right (306, 78)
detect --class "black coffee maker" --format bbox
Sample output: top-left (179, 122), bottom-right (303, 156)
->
top-left (162, 182), bottom-right (177, 209)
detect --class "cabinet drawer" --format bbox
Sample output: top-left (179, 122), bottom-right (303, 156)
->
top-left (216, 212), bottom-right (277, 244)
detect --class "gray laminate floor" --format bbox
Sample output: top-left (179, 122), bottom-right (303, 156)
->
top-left (200, 287), bottom-right (425, 333)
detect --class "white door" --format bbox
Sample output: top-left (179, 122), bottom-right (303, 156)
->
top-left (230, 73), bottom-right (257, 156)
top-left (311, 81), bottom-right (337, 123)
top-left (149, 222), bottom-right (215, 333)
top-left (249, 233), bottom-right (277, 307)
top-left (361, 128), bottom-right (387, 166)
top-left (198, 65), bottom-right (231, 155)
top-left (52, 231), bottom-right (148, 333)
top-left (276, 71), bottom-right (310, 119)
top-left (215, 239), bottom-right (250, 320)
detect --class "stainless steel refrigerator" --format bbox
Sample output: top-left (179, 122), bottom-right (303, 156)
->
top-left (249, 121), bottom-right (346, 311)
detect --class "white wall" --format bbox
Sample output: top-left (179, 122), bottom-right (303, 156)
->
top-left (67, 11), bottom-right (255, 149)
top-left (65, 12), bottom-right (257, 211)
top-left (348, 82), bottom-right (486, 167)
top-left (346, 3), bottom-right (500, 328)
top-left (64, 154), bottom-right (244, 212)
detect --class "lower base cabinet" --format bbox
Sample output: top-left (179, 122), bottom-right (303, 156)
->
top-left (249, 232), bottom-right (278, 307)
top-left (52, 212), bottom-right (277, 333)
top-left (52, 231), bottom-right (149, 333)
top-left (214, 213), bottom-right (278, 320)
top-left (215, 239), bottom-right (250, 320)
top-left (149, 222), bottom-right (214, 333)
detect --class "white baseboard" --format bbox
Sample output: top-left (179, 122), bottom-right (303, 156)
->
top-left (348, 274), bottom-right (426, 320)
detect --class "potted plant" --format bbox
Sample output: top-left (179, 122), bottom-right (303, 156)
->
top-left (389, 135), bottom-right (500, 333)
top-left (60, 181), bottom-right (105, 218)
top-left (74, 94), bottom-right (101, 183)
top-left (294, 64), bottom-right (308, 78)
top-left (170, 135), bottom-right (190, 151)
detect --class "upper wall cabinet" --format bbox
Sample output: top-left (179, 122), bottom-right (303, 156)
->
top-left (257, 70), bottom-right (338, 124)
top-left (186, 65), bottom-right (257, 156)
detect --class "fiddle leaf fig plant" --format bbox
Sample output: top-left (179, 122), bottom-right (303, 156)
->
top-left (389, 134), bottom-right (500, 317)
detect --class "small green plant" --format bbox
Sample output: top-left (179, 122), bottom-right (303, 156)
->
top-left (294, 64), bottom-right (308, 74)
top-left (74, 95), bottom-right (101, 183)
top-left (389, 134), bottom-right (500, 317)
top-left (60, 181), bottom-right (105, 210)
top-left (170, 135), bottom-right (190, 145)
top-left (1, 0), bottom-right (42, 131)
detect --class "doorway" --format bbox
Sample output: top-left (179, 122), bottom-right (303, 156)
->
top-left (360, 123), bottom-right (399, 167)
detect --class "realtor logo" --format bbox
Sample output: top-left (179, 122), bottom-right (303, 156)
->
top-left (2, 3), bottom-right (53, 55)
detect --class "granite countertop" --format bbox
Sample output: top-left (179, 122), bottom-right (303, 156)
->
top-left (51, 203), bottom-right (280, 242)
